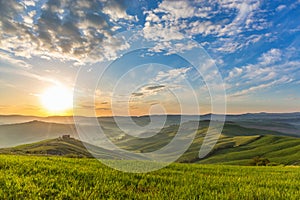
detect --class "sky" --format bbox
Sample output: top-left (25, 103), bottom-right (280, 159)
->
top-left (0, 0), bottom-right (299, 116)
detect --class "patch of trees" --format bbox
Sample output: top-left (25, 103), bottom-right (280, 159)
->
top-left (250, 156), bottom-right (270, 166)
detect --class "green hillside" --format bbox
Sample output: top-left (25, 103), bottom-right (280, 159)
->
top-left (113, 121), bottom-right (300, 165)
top-left (0, 155), bottom-right (299, 199)
top-left (0, 136), bottom-right (93, 158)
top-left (0, 136), bottom-right (149, 161)
top-left (198, 135), bottom-right (300, 165)
top-left (0, 120), bottom-right (299, 166)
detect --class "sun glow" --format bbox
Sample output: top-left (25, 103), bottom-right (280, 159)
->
top-left (40, 85), bottom-right (73, 114)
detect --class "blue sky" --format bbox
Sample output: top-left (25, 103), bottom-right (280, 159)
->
top-left (0, 0), bottom-right (299, 116)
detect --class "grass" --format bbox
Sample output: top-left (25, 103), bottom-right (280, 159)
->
top-left (0, 137), bottom-right (93, 157)
top-left (199, 135), bottom-right (300, 165)
top-left (0, 155), bottom-right (300, 199)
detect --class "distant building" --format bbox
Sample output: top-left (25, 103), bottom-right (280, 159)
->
top-left (62, 135), bottom-right (71, 139)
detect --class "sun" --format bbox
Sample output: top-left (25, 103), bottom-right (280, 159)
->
top-left (40, 85), bottom-right (73, 114)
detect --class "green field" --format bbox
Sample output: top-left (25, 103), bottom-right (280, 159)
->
top-left (0, 155), bottom-right (299, 199)
top-left (1, 121), bottom-right (300, 166)
top-left (0, 117), bottom-right (299, 199)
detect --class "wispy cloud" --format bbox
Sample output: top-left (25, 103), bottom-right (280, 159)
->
top-left (0, 67), bottom-right (60, 85)
top-left (276, 5), bottom-right (287, 11)
top-left (130, 84), bottom-right (167, 99)
top-left (132, 92), bottom-right (144, 97)
top-left (154, 67), bottom-right (192, 83)
top-left (0, 51), bottom-right (32, 69)
top-left (226, 48), bottom-right (299, 97)
top-left (230, 76), bottom-right (292, 97)
top-left (144, 85), bottom-right (166, 91)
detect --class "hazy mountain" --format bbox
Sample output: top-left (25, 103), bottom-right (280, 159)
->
top-left (0, 120), bottom-right (77, 148)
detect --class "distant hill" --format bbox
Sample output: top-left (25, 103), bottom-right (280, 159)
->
top-left (112, 120), bottom-right (300, 165)
top-left (0, 115), bottom-right (80, 125)
top-left (0, 136), bottom-right (142, 160)
top-left (1, 112), bottom-right (300, 124)
top-left (1, 123), bottom-right (299, 166)
top-left (0, 114), bottom-right (299, 166)
top-left (0, 120), bottom-right (77, 148)
top-left (0, 136), bottom-right (92, 158)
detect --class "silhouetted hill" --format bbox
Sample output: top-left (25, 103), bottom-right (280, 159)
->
top-left (0, 120), bottom-right (77, 148)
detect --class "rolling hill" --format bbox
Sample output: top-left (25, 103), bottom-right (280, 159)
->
top-left (197, 135), bottom-right (300, 165)
top-left (0, 136), bottom-right (145, 160)
top-left (0, 120), bottom-right (77, 148)
top-left (0, 119), bottom-right (299, 166)
top-left (0, 136), bottom-right (92, 158)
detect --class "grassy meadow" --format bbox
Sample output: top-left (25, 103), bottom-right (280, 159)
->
top-left (0, 155), bottom-right (300, 199)
top-left (0, 115), bottom-right (299, 199)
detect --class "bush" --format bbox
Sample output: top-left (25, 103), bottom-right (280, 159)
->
top-left (250, 156), bottom-right (270, 166)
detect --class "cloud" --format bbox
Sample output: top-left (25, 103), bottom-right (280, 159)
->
top-left (258, 49), bottom-right (282, 65)
top-left (127, 67), bottom-right (193, 100)
top-left (76, 101), bottom-right (112, 112)
top-left (142, 1), bottom-right (213, 53)
top-left (152, 1), bottom-right (211, 20)
top-left (132, 84), bottom-right (167, 98)
top-left (143, 20), bottom-right (185, 43)
top-left (188, 21), bottom-right (222, 36)
top-left (0, 51), bottom-right (32, 69)
top-left (134, 67), bottom-right (197, 99)
top-left (226, 48), bottom-right (299, 97)
top-left (142, 0), bottom-right (267, 54)
top-left (154, 67), bottom-right (192, 83)
top-left (276, 5), bottom-right (287, 12)
top-left (227, 48), bottom-right (285, 82)
top-left (209, 1), bottom-right (260, 37)
top-left (95, 107), bottom-right (111, 111)
top-left (0, 0), bottom-right (134, 63)
top-left (215, 39), bottom-right (244, 53)
top-left (132, 92), bottom-right (144, 97)
top-left (0, 66), bottom-right (60, 85)
top-left (227, 67), bottom-right (243, 80)
top-left (230, 76), bottom-right (291, 97)
top-left (102, 0), bottom-right (134, 21)
top-left (290, 0), bottom-right (300, 9)
top-left (144, 85), bottom-right (165, 90)
top-left (0, 0), bottom-right (273, 62)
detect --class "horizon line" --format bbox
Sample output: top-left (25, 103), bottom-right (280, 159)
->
top-left (1, 111), bottom-right (300, 118)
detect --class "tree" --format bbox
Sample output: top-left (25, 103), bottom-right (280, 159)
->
top-left (250, 156), bottom-right (270, 166)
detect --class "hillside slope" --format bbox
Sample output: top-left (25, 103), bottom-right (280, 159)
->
top-left (0, 120), bottom-right (299, 165)
top-left (197, 135), bottom-right (300, 165)
top-left (0, 120), bottom-right (77, 148)
top-left (0, 136), bottom-right (149, 160)
top-left (0, 136), bottom-right (92, 157)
